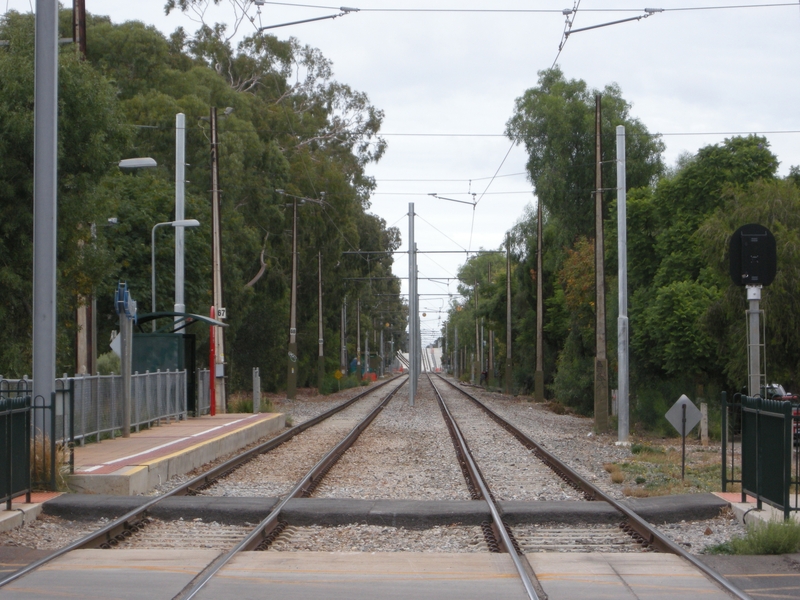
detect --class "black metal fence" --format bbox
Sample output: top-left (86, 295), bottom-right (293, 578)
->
top-left (722, 391), bottom-right (800, 519)
top-left (0, 388), bottom-right (31, 508)
top-left (0, 378), bottom-right (75, 495)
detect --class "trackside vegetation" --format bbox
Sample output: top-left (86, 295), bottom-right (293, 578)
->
top-left (444, 67), bottom-right (800, 432)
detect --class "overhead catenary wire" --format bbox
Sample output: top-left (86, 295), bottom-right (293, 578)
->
top-left (253, 2), bottom-right (799, 14)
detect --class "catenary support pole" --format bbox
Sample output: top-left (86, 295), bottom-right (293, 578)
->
top-left (318, 252), bottom-right (324, 391)
top-left (33, 0), bottom-right (59, 433)
top-left (506, 234), bottom-right (513, 394)
top-left (287, 198), bottom-right (298, 400)
top-left (473, 282), bottom-right (479, 385)
top-left (174, 113), bottom-right (186, 321)
top-left (408, 203), bottom-right (416, 406)
top-left (535, 202), bottom-right (544, 403)
top-left (210, 107), bottom-right (226, 412)
top-left (616, 125), bottom-right (629, 443)
top-left (356, 299), bottom-right (361, 378)
top-left (594, 93), bottom-right (609, 432)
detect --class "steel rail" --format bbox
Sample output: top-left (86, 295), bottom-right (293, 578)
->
top-left (171, 377), bottom-right (408, 600)
top-left (0, 376), bottom-right (399, 589)
top-left (435, 374), bottom-right (752, 600)
top-left (427, 374), bottom-right (540, 600)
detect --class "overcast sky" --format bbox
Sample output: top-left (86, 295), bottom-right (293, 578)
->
top-left (5, 1), bottom-right (800, 343)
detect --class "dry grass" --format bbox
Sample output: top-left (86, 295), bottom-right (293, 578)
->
top-left (31, 433), bottom-right (69, 491)
top-left (604, 462), bottom-right (625, 484)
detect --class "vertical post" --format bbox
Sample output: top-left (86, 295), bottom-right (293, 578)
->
top-left (701, 402), bottom-right (708, 447)
top-left (594, 93), bottom-right (609, 432)
top-left (380, 328), bottom-right (385, 377)
top-left (120, 311), bottom-right (132, 438)
top-left (287, 198), bottom-right (298, 400)
top-left (174, 113), bottom-right (187, 320)
top-left (487, 264), bottom-right (493, 382)
top-left (32, 0), bottom-right (59, 434)
top-left (681, 403), bottom-right (686, 480)
top-left (721, 392), bottom-right (728, 492)
top-left (535, 202), bottom-right (544, 403)
top-left (747, 286), bottom-right (762, 397)
top-left (341, 298), bottom-right (347, 373)
top-left (364, 327), bottom-right (369, 377)
top-left (210, 107), bottom-right (226, 412)
top-left (408, 203), bottom-right (416, 406)
top-left (454, 326), bottom-right (459, 380)
top-left (318, 252), bottom-right (324, 391)
top-left (473, 282), bottom-right (479, 385)
top-left (209, 306), bottom-right (216, 416)
top-left (616, 125), bottom-right (629, 443)
top-left (253, 367), bottom-right (260, 414)
top-left (480, 318), bottom-right (485, 384)
top-left (72, 0), bottom-right (86, 58)
top-left (356, 299), bottom-right (361, 378)
top-left (506, 235), bottom-right (513, 394)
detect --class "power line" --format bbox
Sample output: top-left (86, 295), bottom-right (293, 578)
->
top-left (256, 2), bottom-right (800, 14)
top-left (377, 172), bottom-right (527, 182)
top-left (373, 191), bottom-right (532, 196)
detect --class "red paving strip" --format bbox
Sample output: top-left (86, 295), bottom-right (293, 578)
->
top-left (11, 492), bottom-right (61, 505)
top-left (74, 414), bottom-right (276, 475)
top-left (714, 492), bottom-right (756, 503)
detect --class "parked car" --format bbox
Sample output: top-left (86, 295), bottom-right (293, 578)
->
top-left (762, 383), bottom-right (800, 445)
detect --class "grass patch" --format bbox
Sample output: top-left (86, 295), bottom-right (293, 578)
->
top-left (617, 440), bottom-right (723, 498)
top-left (631, 443), bottom-right (664, 455)
top-left (706, 519), bottom-right (800, 555)
top-left (227, 392), bottom-right (274, 413)
top-left (604, 462), bottom-right (625, 484)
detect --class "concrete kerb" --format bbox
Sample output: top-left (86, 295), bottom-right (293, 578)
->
top-left (67, 413), bottom-right (285, 495)
top-left (0, 503), bottom-right (44, 533)
top-left (42, 493), bottom-right (730, 529)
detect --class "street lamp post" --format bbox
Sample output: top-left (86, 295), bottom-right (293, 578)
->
top-left (151, 219), bottom-right (200, 331)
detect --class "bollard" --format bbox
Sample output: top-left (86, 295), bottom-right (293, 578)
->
top-left (253, 367), bottom-right (261, 414)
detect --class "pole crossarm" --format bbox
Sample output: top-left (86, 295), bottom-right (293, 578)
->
top-left (258, 7), bottom-right (359, 31)
top-left (564, 11), bottom-right (661, 37)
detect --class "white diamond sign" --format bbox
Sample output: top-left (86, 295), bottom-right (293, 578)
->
top-left (665, 394), bottom-right (702, 438)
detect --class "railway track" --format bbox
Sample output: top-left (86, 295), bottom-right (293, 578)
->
top-left (0, 373), bottom-right (751, 599)
top-left (431, 373), bottom-right (750, 600)
top-left (0, 376), bottom-right (404, 590)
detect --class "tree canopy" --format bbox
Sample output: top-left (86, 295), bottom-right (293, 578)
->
top-left (0, 8), bottom-right (405, 392)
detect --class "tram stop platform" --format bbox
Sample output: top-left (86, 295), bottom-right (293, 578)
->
top-left (67, 412), bottom-right (285, 496)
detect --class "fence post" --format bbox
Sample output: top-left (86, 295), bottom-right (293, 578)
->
top-left (721, 392), bottom-right (727, 492)
top-left (700, 402), bottom-right (708, 447)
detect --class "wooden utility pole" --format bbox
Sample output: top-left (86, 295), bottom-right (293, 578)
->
top-left (73, 0), bottom-right (86, 58)
top-left (535, 201), bottom-right (544, 403)
top-left (210, 107), bottom-right (226, 412)
top-left (594, 93), bottom-right (609, 432)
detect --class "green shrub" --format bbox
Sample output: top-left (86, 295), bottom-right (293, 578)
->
top-left (227, 393), bottom-right (273, 413)
top-left (319, 373), bottom-right (363, 395)
top-left (706, 519), bottom-right (800, 555)
top-left (96, 351), bottom-right (120, 375)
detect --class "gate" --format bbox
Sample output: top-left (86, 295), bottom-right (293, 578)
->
top-left (722, 394), bottom-right (800, 519)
